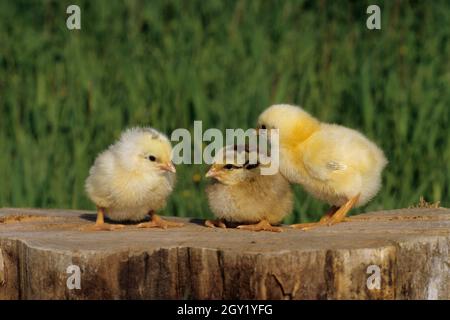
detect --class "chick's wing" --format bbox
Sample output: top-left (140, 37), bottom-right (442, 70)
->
top-left (301, 124), bottom-right (368, 182)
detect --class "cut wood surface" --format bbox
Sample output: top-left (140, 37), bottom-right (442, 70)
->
top-left (0, 207), bottom-right (449, 299)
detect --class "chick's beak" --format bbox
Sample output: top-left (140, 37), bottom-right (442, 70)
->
top-left (160, 162), bottom-right (176, 173)
top-left (205, 168), bottom-right (219, 178)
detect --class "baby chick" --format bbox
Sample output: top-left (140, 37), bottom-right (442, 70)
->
top-left (205, 145), bottom-right (293, 232)
top-left (257, 104), bottom-right (387, 230)
top-left (84, 127), bottom-right (183, 231)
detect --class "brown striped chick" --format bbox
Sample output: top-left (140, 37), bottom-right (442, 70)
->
top-left (84, 127), bottom-right (183, 231)
top-left (257, 104), bottom-right (388, 230)
top-left (205, 145), bottom-right (293, 232)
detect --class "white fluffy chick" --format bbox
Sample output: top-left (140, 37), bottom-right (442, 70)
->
top-left (85, 127), bottom-right (183, 231)
top-left (205, 145), bottom-right (293, 232)
top-left (257, 104), bottom-right (388, 230)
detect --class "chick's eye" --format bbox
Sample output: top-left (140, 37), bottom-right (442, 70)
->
top-left (261, 124), bottom-right (266, 129)
top-left (148, 155), bottom-right (156, 162)
top-left (223, 164), bottom-right (233, 170)
top-left (245, 163), bottom-right (259, 170)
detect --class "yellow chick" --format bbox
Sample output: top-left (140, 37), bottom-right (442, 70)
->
top-left (84, 127), bottom-right (183, 231)
top-left (205, 145), bottom-right (293, 232)
top-left (257, 104), bottom-right (388, 230)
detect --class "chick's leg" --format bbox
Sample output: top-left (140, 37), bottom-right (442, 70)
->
top-left (137, 211), bottom-right (184, 229)
top-left (319, 206), bottom-right (340, 223)
top-left (237, 220), bottom-right (282, 233)
top-left (326, 194), bottom-right (360, 225)
top-left (290, 206), bottom-right (339, 230)
top-left (205, 219), bottom-right (227, 229)
top-left (83, 206), bottom-right (125, 231)
top-left (291, 195), bottom-right (360, 231)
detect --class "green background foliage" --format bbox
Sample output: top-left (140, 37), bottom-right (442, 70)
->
top-left (0, 0), bottom-right (448, 223)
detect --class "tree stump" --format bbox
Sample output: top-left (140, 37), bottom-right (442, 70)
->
top-left (0, 207), bottom-right (449, 299)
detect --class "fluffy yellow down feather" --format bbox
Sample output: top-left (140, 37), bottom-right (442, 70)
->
top-left (257, 104), bottom-right (387, 229)
top-left (205, 145), bottom-right (293, 232)
top-left (85, 127), bottom-right (182, 231)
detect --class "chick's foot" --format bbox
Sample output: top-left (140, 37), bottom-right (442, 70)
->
top-left (290, 222), bottom-right (322, 231)
top-left (291, 195), bottom-right (360, 231)
top-left (205, 219), bottom-right (227, 229)
top-left (137, 214), bottom-right (184, 229)
top-left (237, 220), bottom-right (282, 232)
top-left (291, 206), bottom-right (339, 230)
top-left (82, 223), bottom-right (125, 232)
top-left (81, 206), bottom-right (125, 231)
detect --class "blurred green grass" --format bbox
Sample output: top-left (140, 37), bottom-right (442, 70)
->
top-left (0, 0), bottom-right (448, 223)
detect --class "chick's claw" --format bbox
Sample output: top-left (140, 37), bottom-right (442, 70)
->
top-left (205, 219), bottom-right (227, 229)
top-left (137, 214), bottom-right (184, 229)
top-left (237, 220), bottom-right (283, 233)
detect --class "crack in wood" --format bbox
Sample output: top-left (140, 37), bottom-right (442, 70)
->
top-left (0, 248), bottom-right (5, 286)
